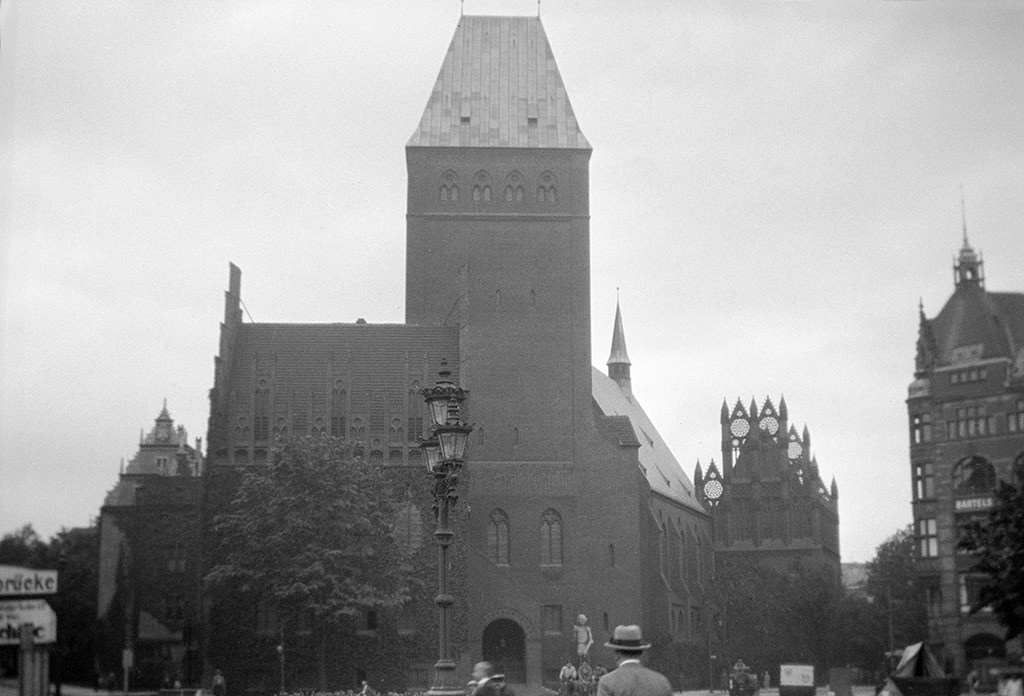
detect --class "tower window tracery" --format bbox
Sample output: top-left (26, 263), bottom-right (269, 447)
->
top-left (439, 170), bottom-right (459, 204)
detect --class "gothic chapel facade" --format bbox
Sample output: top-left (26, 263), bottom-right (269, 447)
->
top-left (203, 16), bottom-right (712, 691)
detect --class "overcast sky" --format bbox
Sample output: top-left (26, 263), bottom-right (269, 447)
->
top-left (2, 1), bottom-right (1022, 563)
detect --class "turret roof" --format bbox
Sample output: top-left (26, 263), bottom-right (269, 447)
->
top-left (931, 285), bottom-right (1024, 364)
top-left (408, 16), bottom-right (590, 149)
top-left (607, 299), bottom-right (631, 366)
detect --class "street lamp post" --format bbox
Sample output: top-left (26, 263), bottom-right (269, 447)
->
top-left (276, 627), bottom-right (285, 696)
top-left (420, 360), bottom-right (473, 696)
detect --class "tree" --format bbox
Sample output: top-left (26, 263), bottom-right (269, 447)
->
top-left (865, 525), bottom-right (928, 653)
top-left (0, 524), bottom-right (51, 566)
top-left (205, 436), bottom-right (419, 690)
top-left (958, 480), bottom-right (1024, 640)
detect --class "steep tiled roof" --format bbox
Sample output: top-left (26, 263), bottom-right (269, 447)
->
top-left (931, 286), bottom-right (1024, 364)
top-left (592, 367), bottom-right (701, 512)
top-left (408, 16), bottom-right (589, 149)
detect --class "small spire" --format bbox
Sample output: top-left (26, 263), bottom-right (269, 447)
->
top-left (720, 399), bottom-right (730, 423)
top-left (607, 297), bottom-right (632, 396)
top-left (694, 460), bottom-right (704, 487)
top-left (802, 424), bottom-right (810, 448)
top-left (749, 397), bottom-right (759, 420)
top-left (779, 395), bottom-right (788, 420)
top-left (830, 476), bottom-right (839, 499)
top-left (607, 297), bottom-right (631, 367)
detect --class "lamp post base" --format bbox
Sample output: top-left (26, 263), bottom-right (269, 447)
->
top-left (427, 661), bottom-right (465, 696)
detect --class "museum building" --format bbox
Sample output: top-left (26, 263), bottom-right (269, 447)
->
top-left (200, 15), bottom-right (713, 692)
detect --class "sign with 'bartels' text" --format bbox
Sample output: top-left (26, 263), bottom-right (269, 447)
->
top-left (0, 566), bottom-right (58, 597)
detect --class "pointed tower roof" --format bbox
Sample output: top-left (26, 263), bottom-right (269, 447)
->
top-left (607, 298), bottom-right (631, 367)
top-left (409, 16), bottom-right (590, 149)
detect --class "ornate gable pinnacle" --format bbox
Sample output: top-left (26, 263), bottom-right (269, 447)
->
top-left (915, 301), bottom-right (939, 378)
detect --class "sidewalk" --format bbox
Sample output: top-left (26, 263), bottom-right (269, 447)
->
top-left (0, 681), bottom-right (158, 696)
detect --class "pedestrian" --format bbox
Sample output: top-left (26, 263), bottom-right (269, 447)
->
top-left (596, 625), bottom-right (672, 696)
top-left (472, 662), bottom-right (512, 696)
top-left (213, 669), bottom-right (227, 696)
top-left (763, 671), bottom-right (770, 689)
top-left (560, 661), bottom-right (578, 696)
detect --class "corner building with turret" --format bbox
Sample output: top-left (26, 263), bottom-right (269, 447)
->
top-left (908, 232), bottom-right (1024, 674)
top-left (203, 16), bottom-right (712, 692)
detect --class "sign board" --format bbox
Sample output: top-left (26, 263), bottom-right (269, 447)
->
top-left (955, 497), bottom-right (993, 512)
top-left (780, 664), bottom-right (815, 696)
top-left (0, 566), bottom-right (58, 596)
top-left (0, 599), bottom-right (57, 645)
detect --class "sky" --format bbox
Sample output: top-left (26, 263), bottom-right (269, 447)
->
top-left (1, 1), bottom-right (1022, 563)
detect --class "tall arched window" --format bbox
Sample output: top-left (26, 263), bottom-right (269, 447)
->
top-left (953, 455), bottom-right (997, 494)
top-left (540, 509), bottom-right (563, 566)
top-left (487, 509), bottom-right (510, 566)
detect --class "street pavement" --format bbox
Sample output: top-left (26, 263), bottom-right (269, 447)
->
top-left (0, 682), bottom-right (903, 696)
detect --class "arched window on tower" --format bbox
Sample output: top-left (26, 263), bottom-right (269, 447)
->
top-left (439, 170), bottom-right (459, 204)
top-left (953, 455), bottom-right (997, 494)
top-left (488, 509), bottom-right (510, 566)
top-left (505, 171), bottom-right (524, 204)
top-left (537, 171), bottom-right (557, 204)
top-left (473, 170), bottom-right (492, 203)
top-left (540, 509), bottom-right (562, 566)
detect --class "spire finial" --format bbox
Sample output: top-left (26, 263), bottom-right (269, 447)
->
top-left (538, 0), bottom-right (541, 18)
top-left (460, 0), bottom-right (464, 17)
top-left (960, 183), bottom-right (969, 249)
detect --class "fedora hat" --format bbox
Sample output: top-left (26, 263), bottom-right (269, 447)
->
top-left (604, 625), bottom-right (651, 651)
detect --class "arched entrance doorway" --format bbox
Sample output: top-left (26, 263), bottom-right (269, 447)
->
top-left (482, 618), bottom-right (526, 683)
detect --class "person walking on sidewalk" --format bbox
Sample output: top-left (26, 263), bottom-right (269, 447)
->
top-left (596, 625), bottom-right (671, 696)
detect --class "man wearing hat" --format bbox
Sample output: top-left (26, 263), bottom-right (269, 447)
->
top-left (596, 625), bottom-right (672, 696)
